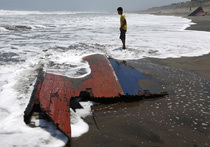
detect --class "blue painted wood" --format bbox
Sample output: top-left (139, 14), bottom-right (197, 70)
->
top-left (189, 7), bottom-right (203, 16)
top-left (109, 59), bottom-right (147, 95)
top-left (109, 59), bottom-right (163, 95)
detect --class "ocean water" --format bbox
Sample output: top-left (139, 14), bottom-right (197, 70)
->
top-left (0, 10), bottom-right (210, 146)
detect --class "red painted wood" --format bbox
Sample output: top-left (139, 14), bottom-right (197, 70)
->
top-left (39, 73), bottom-right (71, 139)
top-left (195, 11), bottom-right (206, 16)
top-left (24, 54), bottom-right (168, 146)
top-left (37, 54), bottom-right (123, 143)
top-left (82, 54), bottom-right (124, 97)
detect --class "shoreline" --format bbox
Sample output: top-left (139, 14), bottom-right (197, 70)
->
top-left (185, 15), bottom-right (210, 32)
top-left (134, 12), bottom-right (210, 79)
top-left (138, 12), bottom-right (210, 32)
top-left (72, 12), bottom-right (210, 147)
top-left (143, 12), bottom-right (210, 79)
top-left (148, 53), bottom-right (210, 79)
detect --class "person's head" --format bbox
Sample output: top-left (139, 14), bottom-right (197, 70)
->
top-left (117, 7), bottom-right (123, 15)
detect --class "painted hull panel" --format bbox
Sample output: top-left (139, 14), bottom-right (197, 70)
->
top-left (24, 54), bottom-right (167, 146)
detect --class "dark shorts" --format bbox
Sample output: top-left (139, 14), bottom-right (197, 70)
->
top-left (120, 29), bottom-right (126, 40)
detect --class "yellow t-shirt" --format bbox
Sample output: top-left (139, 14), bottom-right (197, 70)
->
top-left (120, 14), bottom-right (127, 30)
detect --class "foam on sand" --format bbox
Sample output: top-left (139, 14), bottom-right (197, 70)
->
top-left (0, 50), bottom-right (93, 146)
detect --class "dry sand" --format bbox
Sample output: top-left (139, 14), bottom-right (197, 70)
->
top-left (72, 15), bottom-right (210, 147)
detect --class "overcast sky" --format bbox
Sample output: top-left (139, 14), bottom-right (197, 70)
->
top-left (0, 0), bottom-right (188, 11)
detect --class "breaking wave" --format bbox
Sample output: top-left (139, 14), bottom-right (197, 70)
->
top-left (0, 9), bottom-right (103, 16)
top-left (1, 25), bottom-right (32, 31)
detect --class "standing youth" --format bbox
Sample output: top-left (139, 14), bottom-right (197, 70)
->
top-left (117, 7), bottom-right (127, 49)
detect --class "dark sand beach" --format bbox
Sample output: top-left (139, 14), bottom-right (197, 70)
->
top-left (186, 15), bottom-right (210, 32)
top-left (156, 14), bottom-right (210, 78)
top-left (72, 16), bottom-right (210, 147)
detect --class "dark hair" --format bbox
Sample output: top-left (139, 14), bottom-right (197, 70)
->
top-left (117, 7), bottom-right (123, 11)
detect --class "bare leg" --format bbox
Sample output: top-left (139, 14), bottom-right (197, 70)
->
top-left (122, 40), bottom-right (126, 49)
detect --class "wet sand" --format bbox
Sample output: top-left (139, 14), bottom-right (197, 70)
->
top-left (186, 15), bottom-right (210, 32)
top-left (71, 16), bottom-right (210, 147)
top-left (72, 57), bottom-right (210, 147)
top-left (149, 54), bottom-right (210, 78)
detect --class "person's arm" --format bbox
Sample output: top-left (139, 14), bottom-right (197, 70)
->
top-left (120, 19), bottom-right (127, 30)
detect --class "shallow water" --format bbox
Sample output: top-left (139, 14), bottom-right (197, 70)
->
top-left (0, 10), bottom-right (210, 146)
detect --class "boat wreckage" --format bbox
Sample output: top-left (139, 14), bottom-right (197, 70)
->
top-left (24, 54), bottom-right (168, 146)
top-left (189, 7), bottom-right (207, 16)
